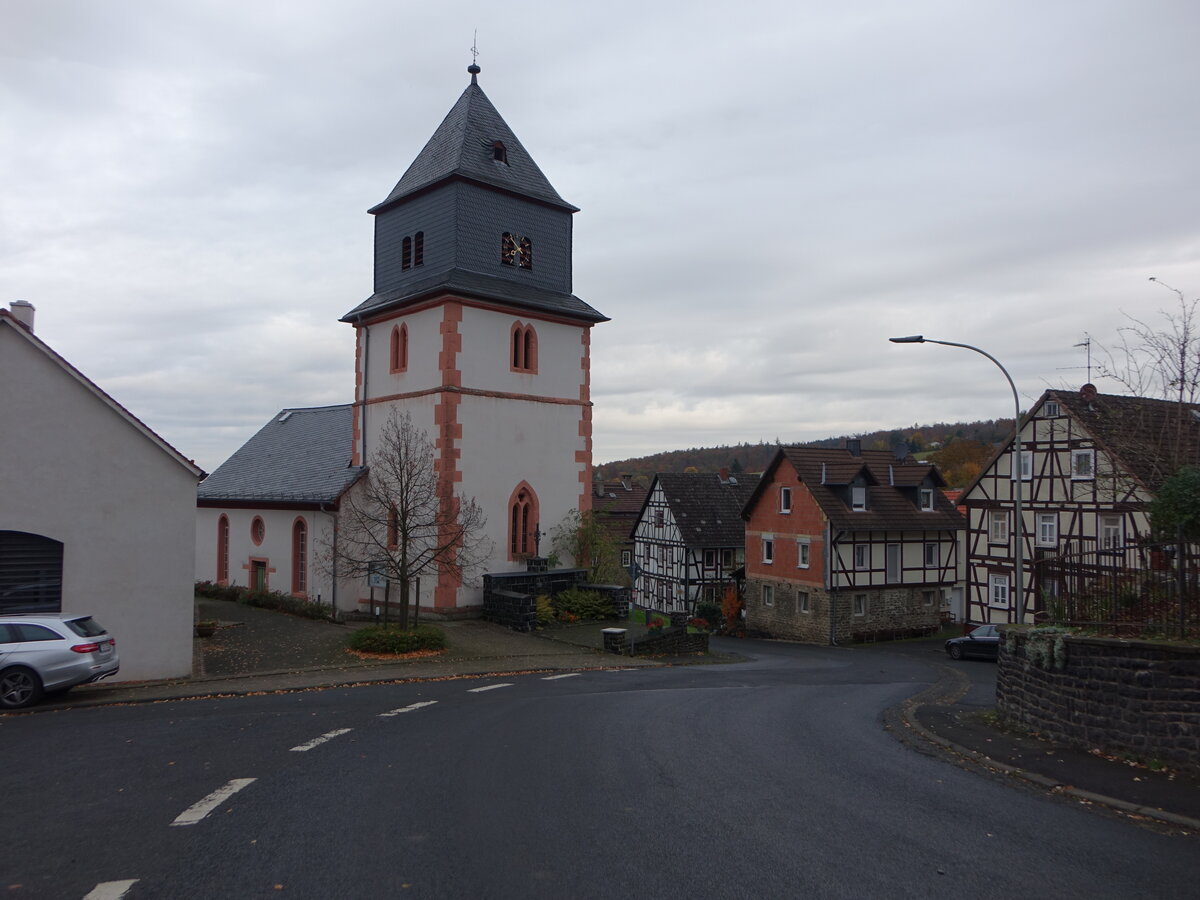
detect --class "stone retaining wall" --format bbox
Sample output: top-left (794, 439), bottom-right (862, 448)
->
top-left (998, 628), bottom-right (1200, 773)
top-left (601, 626), bottom-right (709, 657)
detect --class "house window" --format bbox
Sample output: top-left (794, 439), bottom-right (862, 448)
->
top-left (779, 486), bottom-right (792, 513)
top-left (762, 584), bottom-right (774, 607)
top-left (853, 593), bottom-right (867, 616)
top-left (721, 549), bottom-right (734, 568)
top-left (492, 141), bottom-right (508, 163)
top-left (798, 591), bottom-right (810, 613)
top-left (292, 518), bottom-right (307, 596)
top-left (886, 544), bottom-right (900, 582)
top-left (797, 539), bottom-right (810, 568)
top-left (704, 549), bottom-right (716, 569)
top-left (508, 484), bottom-right (538, 558)
top-left (1100, 514), bottom-right (1123, 550)
top-left (854, 544), bottom-right (870, 570)
top-left (762, 536), bottom-right (774, 564)
top-left (654, 509), bottom-right (664, 529)
top-left (919, 488), bottom-right (935, 511)
top-left (511, 322), bottom-right (538, 373)
top-left (217, 516), bottom-right (229, 584)
top-left (1071, 449), bottom-right (1094, 480)
top-left (1013, 450), bottom-right (1032, 481)
top-left (251, 516), bottom-right (265, 546)
top-left (851, 485), bottom-right (867, 511)
top-left (1044, 400), bottom-right (1060, 417)
top-left (621, 550), bottom-right (631, 567)
top-left (1036, 513), bottom-right (1058, 548)
top-left (988, 573), bottom-right (1011, 608)
top-left (924, 543), bottom-right (939, 568)
top-left (923, 590), bottom-right (936, 607)
top-left (389, 324), bottom-right (408, 373)
top-left (989, 510), bottom-right (1009, 544)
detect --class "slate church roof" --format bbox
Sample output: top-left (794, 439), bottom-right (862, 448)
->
top-left (370, 74), bottom-right (577, 214)
top-left (197, 405), bottom-right (363, 505)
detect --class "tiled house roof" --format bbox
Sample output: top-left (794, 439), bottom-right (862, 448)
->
top-left (197, 405), bottom-right (364, 504)
top-left (1049, 389), bottom-right (1200, 493)
top-left (748, 446), bottom-right (964, 531)
top-left (590, 477), bottom-right (649, 547)
top-left (655, 472), bottom-right (761, 549)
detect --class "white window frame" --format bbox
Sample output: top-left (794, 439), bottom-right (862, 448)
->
top-left (923, 589), bottom-right (936, 607)
top-left (851, 485), bottom-right (867, 511)
top-left (798, 591), bottom-right (810, 613)
top-left (1044, 400), bottom-right (1060, 417)
top-left (989, 509), bottom-right (1010, 544)
top-left (988, 573), bottom-right (1011, 608)
top-left (796, 539), bottom-right (811, 569)
top-left (1012, 450), bottom-right (1032, 481)
top-left (853, 593), bottom-right (867, 616)
top-left (1036, 513), bottom-right (1058, 548)
top-left (919, 488), bottom-right (935, 511)
top-left (1071, 449), bottom-right (1095, 480)
top-left (762, 584), bottom-right (774, 607)
top-left (924, 542), bottom-right (939, 568)
top-left (762, 535), bottom-right (774, 565)
top-left (779, 486), bottom-right (792, 514)
top-left (621, 550), bottom-right (632, 567)
top-left (854, 544), bottom-right (870, 570)
top-left (1100, 514), bottom-right (1123, 550)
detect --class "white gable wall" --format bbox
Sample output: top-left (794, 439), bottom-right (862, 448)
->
top-left (1, 324), bottom-right (198, 681)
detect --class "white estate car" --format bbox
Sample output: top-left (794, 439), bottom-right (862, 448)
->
top-left (0, 614), bottom-right (120, 709)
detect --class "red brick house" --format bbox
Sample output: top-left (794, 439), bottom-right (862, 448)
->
top-left (742, 442), bottom-right (964, 643)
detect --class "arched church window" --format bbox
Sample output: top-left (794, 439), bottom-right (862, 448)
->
top-left (413, 231), bottom-right (424, 267)
top-left (217, 516), bottom-right (229, 583)
top-left (508, 483), bottom-right (539, 559)
top-left (292, 518), bottom-right (308, 596)
top-left (390, 323), bottom-right (408, 373)
top-left (510, 322), bottom-right (538, 373)
top-left (402, 236), bottom-right (412, 270)
top-left (387, 506), bottom-right (399, 549)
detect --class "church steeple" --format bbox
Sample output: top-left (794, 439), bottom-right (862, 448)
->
top-left (368, 66), bottom-right (577, 216)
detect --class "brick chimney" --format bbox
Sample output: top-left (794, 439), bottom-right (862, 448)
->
top-left (845, 438), bottom-right (861, 457)
top-left (8, 300), bottom-right (35, 332)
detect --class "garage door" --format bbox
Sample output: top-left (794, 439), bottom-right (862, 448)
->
top-left (0, 530), bottom-right (63, 613)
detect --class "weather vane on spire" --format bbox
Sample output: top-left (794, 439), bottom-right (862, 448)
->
top-left (469, 31), bottom-right (481, 80)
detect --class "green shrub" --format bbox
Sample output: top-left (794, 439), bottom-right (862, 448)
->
top-left (554, 587), bottom-right (616, 621)
top-left (347, 624), bottom-right (446, 654)
top-left (194, 581), bottom-right (331, 620)
top-left (695, 601), bottom-right (721, 625)
top-left (536, 595), bottom-right (556, 626)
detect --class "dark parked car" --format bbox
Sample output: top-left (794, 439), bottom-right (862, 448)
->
top-left (0, 614), bottom-right (119, 709)
top-left (944, 623), bottom-right (1000, 660)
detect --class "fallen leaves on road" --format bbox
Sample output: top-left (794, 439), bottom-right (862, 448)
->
top-left (344, 648), bottom-right (446, 661)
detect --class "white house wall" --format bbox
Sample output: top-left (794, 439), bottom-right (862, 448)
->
top-left (1, 325), bottom-right (198, 681)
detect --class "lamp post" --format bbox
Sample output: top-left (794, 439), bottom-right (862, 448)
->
top-left (889, 335), bottom-right (1025, 623)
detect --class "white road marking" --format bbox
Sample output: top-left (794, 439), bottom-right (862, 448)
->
top-left (467, 683), bottom-right (513, 693)
top-left (541, 673), bottom-right (581, 680)
top-left (82, 881), bottom-right (139, 900)
top-left (379, 700), bottom-right (438, 717)
top-left (290, 727), bottom-right (353, 752)
top-left (170, 778), bottom-right (256, 827)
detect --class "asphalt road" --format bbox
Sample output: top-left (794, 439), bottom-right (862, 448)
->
top-left (3, 639), bottom-right (1195, 899)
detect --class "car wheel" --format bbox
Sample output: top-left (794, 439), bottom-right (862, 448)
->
top-left (948, 644), bottom-right (964, 660)
top-left (0, 666), bottom-right (45, 709)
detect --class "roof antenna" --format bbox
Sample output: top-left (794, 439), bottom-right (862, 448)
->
top-left (469, 31), bottom-right (481, 83)
top-left (1072, 333), bottom-right (1092, 383)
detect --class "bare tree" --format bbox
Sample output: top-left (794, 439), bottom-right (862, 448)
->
top-left (1097, 279), bottom-right (1200, 405)
top-left (329, 410), bottom-right (491, 629)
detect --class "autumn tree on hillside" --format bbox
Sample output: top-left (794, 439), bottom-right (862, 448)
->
top-left (328, 410), bottom-right (492, 628)
top-left (928, 440), bottom-right (995, 488)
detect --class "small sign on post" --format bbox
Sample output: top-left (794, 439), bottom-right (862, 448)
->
top-left (368, 561), bottom-right (388, 589)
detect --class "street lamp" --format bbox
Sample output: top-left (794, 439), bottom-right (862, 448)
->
top-left (889, 335), bottom-right (1026, 622)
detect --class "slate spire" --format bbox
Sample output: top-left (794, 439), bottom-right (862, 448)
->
top-left (369, 65), bottom-right (577, 215)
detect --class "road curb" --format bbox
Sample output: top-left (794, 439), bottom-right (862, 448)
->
top-left (891, 664), bottom-right (1200, 832)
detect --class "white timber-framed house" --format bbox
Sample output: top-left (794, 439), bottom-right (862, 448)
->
top-left (960, 384), bottom-right (1200, 625)
top-left (631, 471), bottom-right (759, 613)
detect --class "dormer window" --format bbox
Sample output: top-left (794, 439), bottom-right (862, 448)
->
top-left (491, 141), bottom-right (508, 164)
top-left (401, 232), bottom-right (424, 271)
top-left (851, 485), bottom-right (867, 511)
top-left (919, 488), bottom-right (934, 511)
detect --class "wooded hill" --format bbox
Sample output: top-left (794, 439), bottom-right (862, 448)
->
top-left (596, 418), bottom-right (1012, 489)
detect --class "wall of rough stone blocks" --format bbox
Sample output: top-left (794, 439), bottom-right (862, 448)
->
top-left (998, 629), bottom-right (1200, 773)
top-left (745, 579), bottom-right (939, 644)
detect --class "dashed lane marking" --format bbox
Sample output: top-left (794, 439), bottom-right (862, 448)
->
top-left (290, 728), bottom-right (353, 752)
top-left (541, 673), bottom-right (581, 680)
top-left (82, 881), bottom-right (139, 900)
top-left (171, 778), bottom-right (257, 827)
top-left (379, 701), bottom-right (439, 717)
top-left (467, 683), bottom-right (513, 693)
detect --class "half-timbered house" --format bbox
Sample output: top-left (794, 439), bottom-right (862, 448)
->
top-left (961, 384), bottom-right (1200, 624)
top-left (742, 442), bottom-right (964, 644)
top-left (631, 471), bottom-right (760, 613)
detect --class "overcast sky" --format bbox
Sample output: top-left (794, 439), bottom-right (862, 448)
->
top-left (4, 0), bottom-right (1198, 473)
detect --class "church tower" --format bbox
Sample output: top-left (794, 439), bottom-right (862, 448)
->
top-left (341, 64), bottom-right (607, 611)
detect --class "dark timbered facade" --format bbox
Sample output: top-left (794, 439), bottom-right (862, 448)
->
top-left (631, 471), bottom-right (759, 613)
top-left (961, 385), bottom-right (1200, 624)
top-left (742, 443), bottom-right (964, 644)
